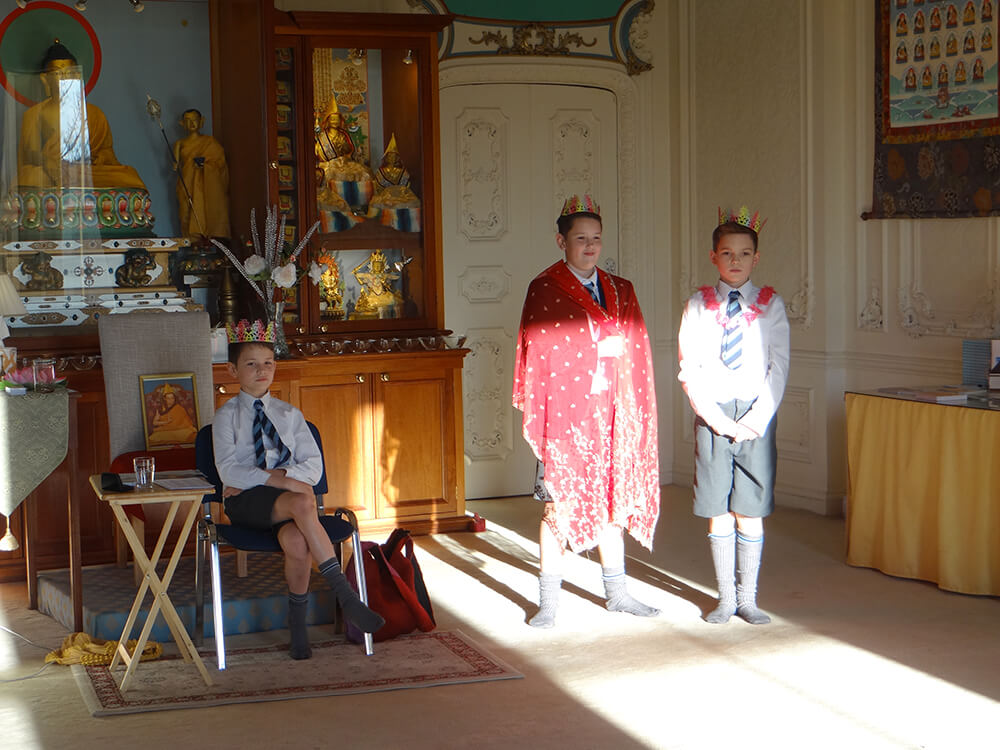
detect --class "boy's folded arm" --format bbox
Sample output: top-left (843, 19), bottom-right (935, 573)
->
top-left (264, 470), bottom-right (314, 494)
top-left (280, 413), bottom-right (324, 486)
top-left (737, 303), bottom-right (791, 436)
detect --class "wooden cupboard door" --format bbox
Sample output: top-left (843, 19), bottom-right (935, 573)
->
top-left (373, 369), bottom-right (457, 519)
top-left (298, 377), bottom-right (376, 521)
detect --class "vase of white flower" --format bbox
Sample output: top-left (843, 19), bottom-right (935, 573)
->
top-left (212, 206), bottom-right (322, 360)
top-left (268, 298), bottom-right (290, 359)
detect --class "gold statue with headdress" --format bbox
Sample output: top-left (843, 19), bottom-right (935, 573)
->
top-left (367, 133), bottom-right (421, 231)
top-left (350, 249), bottom-right (403, 319)
top-left (314, 91), bottom-right (374, 227)
top-left (369, 134), bottom-right (420, 209)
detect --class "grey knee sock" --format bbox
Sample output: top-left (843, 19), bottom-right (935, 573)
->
top-left (602, 566), bottom-right (660, 617)
top-left (528, 573), bottom-right (561, 628)
top-left (287, 590), bottom-right (312, 660)
top-left (736, 532), bottom-right (771, 625)
top-left (318, 557), bottom-right (386, 634)
top-left (706, 532), bottom-right (737, 624)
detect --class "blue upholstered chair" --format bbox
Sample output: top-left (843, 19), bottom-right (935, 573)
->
top-left (193, 422), bottom-right (373, 669)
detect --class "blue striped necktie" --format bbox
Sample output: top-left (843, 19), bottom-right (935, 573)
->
top-left (721, 290), bottom-right (743, 369)
top-left (252, 399), bottom-right (291, 469)
top-left (585, 278), bottom-right (603, 308)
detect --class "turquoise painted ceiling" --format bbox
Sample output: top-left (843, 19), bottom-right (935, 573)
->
top-left (441, 1), bottom-right (628, 22)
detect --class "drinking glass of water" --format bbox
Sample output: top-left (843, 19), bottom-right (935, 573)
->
top-left (133, 456), bottom-right (156, 489)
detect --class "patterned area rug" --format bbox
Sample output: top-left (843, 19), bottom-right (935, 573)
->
top-left (72, 630), bottom-right (521, 716)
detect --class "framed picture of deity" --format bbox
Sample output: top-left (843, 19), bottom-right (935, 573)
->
top-left (138, 372), bottom-right (200, 450)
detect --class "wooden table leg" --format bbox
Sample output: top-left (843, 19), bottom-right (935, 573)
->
top-left (110, 499), bottom-right (212, 691)
top-left (24, 498), bottom-right (37, 611)
top-left (67, 393), bottom-right (81, 632)
top-left (108, 501), bottom-right (176, 671)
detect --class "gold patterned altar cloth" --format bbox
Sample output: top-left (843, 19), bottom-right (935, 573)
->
top-left (0, 389), bottom-right (69, 517)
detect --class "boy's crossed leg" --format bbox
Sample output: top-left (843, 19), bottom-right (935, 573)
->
top-left (273, 489), bottom-right (385, 650)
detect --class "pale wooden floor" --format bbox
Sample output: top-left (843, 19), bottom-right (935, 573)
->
top-left (2, 486), bottom-right (999, 749)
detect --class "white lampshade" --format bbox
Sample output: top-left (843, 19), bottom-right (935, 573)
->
top-left (0, 273), bottom-right (27, 343)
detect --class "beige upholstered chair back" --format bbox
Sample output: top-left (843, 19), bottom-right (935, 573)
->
top-left (98, 311), bottom-right (215, 461)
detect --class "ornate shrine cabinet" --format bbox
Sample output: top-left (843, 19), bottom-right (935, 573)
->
top-left (210, 4), bottom-right (467, 534)
top-left (0, 4), bottom-right (465, 584)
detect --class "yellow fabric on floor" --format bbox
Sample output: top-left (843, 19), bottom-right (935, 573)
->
top-left (45, 632), bottom-right (163, 666)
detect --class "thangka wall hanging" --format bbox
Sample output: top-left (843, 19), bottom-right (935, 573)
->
top-left (864, 0), bottom-right (1000, 219)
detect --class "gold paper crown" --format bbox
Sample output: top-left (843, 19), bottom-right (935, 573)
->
top-left (560, 194), bottom-right (601, 218)
top-left (225, 319), bottom-right (275, 344)
top-left (718, 205), bottom-right (767, 234)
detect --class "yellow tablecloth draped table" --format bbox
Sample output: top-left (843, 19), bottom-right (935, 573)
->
top-left (845, 392), bottom-right (1000, 596)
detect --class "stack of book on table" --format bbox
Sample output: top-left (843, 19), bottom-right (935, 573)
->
top-left (878, 385), bottom-right (988, 404)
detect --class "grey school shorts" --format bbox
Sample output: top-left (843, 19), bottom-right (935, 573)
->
top-left (224, 485), bottom-right (287, 531)
top-left (692, 398), bottom-right (776, 519)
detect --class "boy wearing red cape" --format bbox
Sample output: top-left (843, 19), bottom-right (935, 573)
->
top-left (513, 195), bottom-right (661, 628)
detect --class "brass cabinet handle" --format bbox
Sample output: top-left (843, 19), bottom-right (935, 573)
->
top-left (269, 161), bottom-right (278, 169)
top-left (320, 324), bottom-right (329, 333)
top-left (356, 374), bottom-right (365, 383)
top-left (380, 373), bottom-right (390, 382)
top-left (217, 385), bottom-right (227, 394)
top-left (297, 326), bottom-right (306, 334)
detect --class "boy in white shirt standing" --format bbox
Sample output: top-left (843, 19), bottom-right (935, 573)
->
top-left (213, 320), bottom-right (384, 658)
top-left (678, 208), bottom-right (789, 625)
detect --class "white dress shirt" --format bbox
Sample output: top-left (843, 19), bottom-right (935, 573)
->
top-left (212, 390), bottom-right (322, 491)
top-left (677, 279), bottom-right (790, 436)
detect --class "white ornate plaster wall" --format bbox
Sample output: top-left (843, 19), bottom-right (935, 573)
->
top-left (664, 0), bottom-right (982, 516)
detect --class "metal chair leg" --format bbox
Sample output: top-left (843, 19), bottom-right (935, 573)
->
top-left (350, 529), bottom-right (374, 656)
top-left (209, 539), bottom-right (226, 670)
top-left (194, 524), bottom-right (205, 647)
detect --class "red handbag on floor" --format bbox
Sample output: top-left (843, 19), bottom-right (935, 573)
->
top-left (345, 528), bottom-right (436, 643)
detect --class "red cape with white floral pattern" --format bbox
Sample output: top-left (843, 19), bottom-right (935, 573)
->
top-left (513, 261), bottom-right (660, 552)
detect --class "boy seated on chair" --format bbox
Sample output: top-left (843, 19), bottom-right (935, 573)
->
top-left (213, 319), bottom-right (384, 659)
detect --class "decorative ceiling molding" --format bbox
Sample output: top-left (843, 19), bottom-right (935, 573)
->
top-left (407, 0), bottom-right (654, 76)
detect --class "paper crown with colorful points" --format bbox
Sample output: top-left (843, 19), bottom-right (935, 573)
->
top-left (718, 205), bottom-right (767, 234)
top-left (225, 319), bottom-right (275, 344)
top-left (560, 194), bottom-right (601, 218)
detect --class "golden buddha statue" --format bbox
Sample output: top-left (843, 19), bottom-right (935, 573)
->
top-left (17, 40), bottom-right (146, 191)
top-left (350, 249), bottom-right (403, 319)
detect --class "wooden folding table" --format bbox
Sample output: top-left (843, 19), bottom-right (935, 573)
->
top-left (88, 474), bottom-right (213, 691)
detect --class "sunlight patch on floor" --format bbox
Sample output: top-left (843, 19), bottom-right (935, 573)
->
top-left (0, 604), bottom-right (44, 750)
top-left (421, 516), bottom-right (1000, 750)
